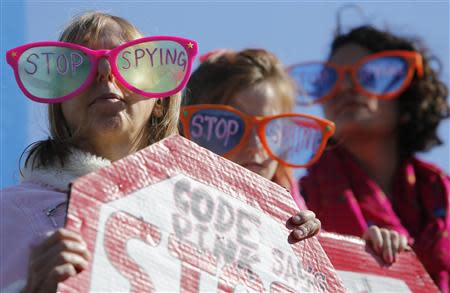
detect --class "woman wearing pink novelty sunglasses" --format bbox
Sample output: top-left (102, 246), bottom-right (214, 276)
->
top-left (1, 12), bottom-right (198, 292)
top-left (296, 26), bottom-right (450, 292)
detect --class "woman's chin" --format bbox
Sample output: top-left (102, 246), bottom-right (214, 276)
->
top-left (245, 164), bottom-right (265, 175)
top-left (334, 111), bottom-right (377, 128)
top-left (87, 116), bottom-right (127, 136)
top-left (241, 163), bottom-right (277, 181)
top-left (335, 119), bottom-right (384, 141)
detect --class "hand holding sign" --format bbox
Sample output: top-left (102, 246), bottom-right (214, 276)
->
top-left (286, 210), bottom-right (321, 244)
top-left (363, 225), bottom-right (411, 264)
top-left (23, 229), bottom-right (90, 293)
top-left (318, 232), bottom-right (439, 292)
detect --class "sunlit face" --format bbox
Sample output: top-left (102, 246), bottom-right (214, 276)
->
top-left (226, 82), bottom-right (283, 180)
top-left (323, 43), bottom-right (399, 140)
top-left (61, 21), bottom-right (158, 149)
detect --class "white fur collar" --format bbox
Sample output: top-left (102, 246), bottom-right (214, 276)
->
top-left (21, 148), bottom-right (111, 192)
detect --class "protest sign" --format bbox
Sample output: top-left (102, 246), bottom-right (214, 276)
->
top-left (318, 232), bottom-right (439, 293)
top-left (58, 135), bottom-right (344, 292)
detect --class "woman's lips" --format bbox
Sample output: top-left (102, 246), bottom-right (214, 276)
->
top-left (240, 162), bottom-right (268, 173)
top-left (90, 93), bottom-right (125, 106)
top-left (333, 99), bottom-right (370, 115)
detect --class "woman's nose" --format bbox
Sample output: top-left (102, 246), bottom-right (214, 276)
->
top-left (96, 58), bottom-right (114, 82)
top-left (339, 69), bottom-right (356, 91)
top-left (243, 129), bottom-right (267, 156)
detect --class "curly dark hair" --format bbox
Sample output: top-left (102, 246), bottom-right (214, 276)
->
top-left (330, 25), bottom-right (450, 157)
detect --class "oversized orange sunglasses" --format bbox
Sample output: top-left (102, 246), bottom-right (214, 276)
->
top-left (288, 50), bottom-right (424, 105)
top-left (180, 104), bottom-right (335, 168)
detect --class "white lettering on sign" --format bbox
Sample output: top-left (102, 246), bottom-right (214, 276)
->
top-left (337, 270), bottom-right (411, 293)
top-left (88, 174), bottom-right (323, 292)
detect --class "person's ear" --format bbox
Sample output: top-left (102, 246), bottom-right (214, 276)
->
top-left (152, 99), bottom-right (164, 118)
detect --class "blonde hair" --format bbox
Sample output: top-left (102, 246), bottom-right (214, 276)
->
top-left (24, 11), bottom-right (181, 169)
top-left (185, 49), bottom-right (295, 111)
top-left (185, 48), bottom-right (297, 190)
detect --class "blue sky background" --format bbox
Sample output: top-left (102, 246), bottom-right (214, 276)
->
top-left (1, 1), bottom-right (449, 188)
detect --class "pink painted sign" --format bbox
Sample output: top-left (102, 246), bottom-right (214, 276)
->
top-left (58, 135), bottom-right (344, 292)
top-left (318, 232), bottom-right (439, 293)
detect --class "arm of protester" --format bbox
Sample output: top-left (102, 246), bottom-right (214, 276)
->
top-left (412, 172), bottom-right (450, 289)
top-left (363, 225), bottom-right (411, 264)
top-left (413, 214), bottom-right (450, 290)
top-left (22, 229), bottom-right (90, 293)
top-left (286, 210), bottom-right (321, 243)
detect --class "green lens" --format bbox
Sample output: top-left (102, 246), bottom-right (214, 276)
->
top-left (116, 40), bottom-right (188, 94)
top-left (18, 46), bottom-right (91, 100)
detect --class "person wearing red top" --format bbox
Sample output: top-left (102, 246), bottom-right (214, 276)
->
top-left (298, 25), bottom-right (450, 291)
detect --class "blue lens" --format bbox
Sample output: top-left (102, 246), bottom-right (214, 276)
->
top-left (358, 56), bottom-right (408, 95)
top-left (265, 116), bottom-right (323, 166)
top-left (289, 63), bottom-right (337, 105)
top-left (188, 109), bottom-right (245, 155)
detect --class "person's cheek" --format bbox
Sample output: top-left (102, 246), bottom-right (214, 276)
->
top-left (264, 160), bottom-right (278, 180)
top-left (227, 151), bottom-right (243, 165)
top-left (61, 100), bottom-right (77, 131)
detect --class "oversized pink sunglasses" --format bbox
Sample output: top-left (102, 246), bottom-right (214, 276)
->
top-left (6, 36), bottom-right (198, 103)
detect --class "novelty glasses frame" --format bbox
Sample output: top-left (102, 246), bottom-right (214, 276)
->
top-left (287, 50), bottom-right (424, 105)
top-left (6, 36), bottom-right (198, 103)
top-left (180, 104), bottom-right (336, 168)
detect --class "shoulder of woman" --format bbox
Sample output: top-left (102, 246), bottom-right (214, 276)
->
top-left (1, 182), bottom-right (66, 291)
top-left (2, 181), bottom-right (65, 203)
top-left (20, 146), bottom-right (111, 192)
top-left (411, 157), bottom-right (450, 180)
top-left (1, 182), bottom-right (66, 229)
top-left (1, 182), bottom-right (66, 241)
